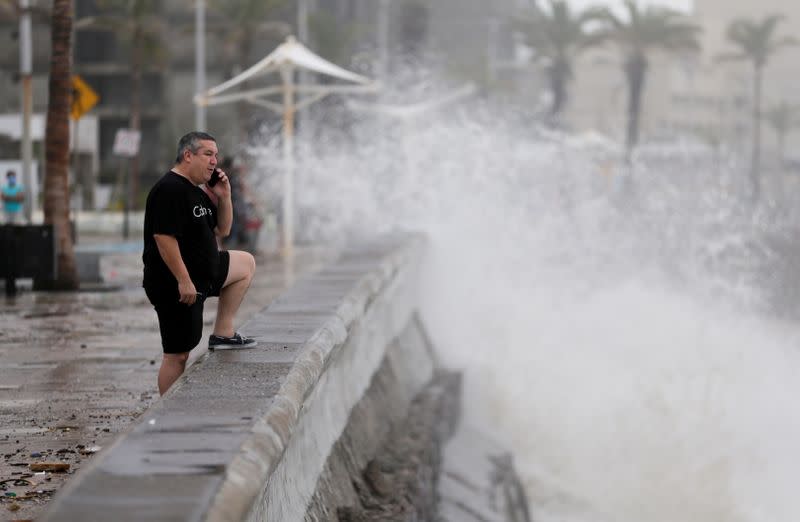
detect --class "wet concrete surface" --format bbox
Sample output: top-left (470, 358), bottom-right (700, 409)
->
top-left (0, 241), bottom-right (330, 521)
top-left (34, 235), bottom-right (423, 521)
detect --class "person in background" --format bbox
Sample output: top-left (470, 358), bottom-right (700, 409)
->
top-left (225, 158), bottom-right (247, 248)
top-left (1, 170), bottom-right (25, 224)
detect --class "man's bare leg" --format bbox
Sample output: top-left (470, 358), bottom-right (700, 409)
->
top-left (213, 250), bottom-right (256, 338)
top-left (158, 352), bottom-right (190, 395)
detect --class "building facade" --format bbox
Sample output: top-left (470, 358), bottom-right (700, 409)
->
top-left (671, 0), bottom-right (800, 158)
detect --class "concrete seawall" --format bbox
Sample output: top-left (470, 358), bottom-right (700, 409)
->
top-left (42, 234), bottom-right (528, 521)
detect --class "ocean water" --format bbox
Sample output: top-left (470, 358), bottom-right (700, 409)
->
top-left (249, 92), bottom-right (800, 521)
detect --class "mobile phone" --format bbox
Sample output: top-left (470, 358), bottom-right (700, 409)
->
top-left (208, 168), bottom-right (221, 187)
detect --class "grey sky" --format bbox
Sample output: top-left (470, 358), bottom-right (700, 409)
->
top-left (566, 0), bottom-right (693, 13)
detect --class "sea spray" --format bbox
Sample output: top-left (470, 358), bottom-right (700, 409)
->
top-left (248, 91), bottom-right (800, 521)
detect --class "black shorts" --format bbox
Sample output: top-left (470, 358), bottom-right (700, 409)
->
top-left (209, 250), bottom-right (230, 298)
top-left (151, 251), bottom-right (230, 354)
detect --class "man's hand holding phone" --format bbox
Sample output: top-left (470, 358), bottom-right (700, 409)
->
top-left (207, 168), bottom-right (231, 199)
top-left (208, 168), bottom-right (222, 187)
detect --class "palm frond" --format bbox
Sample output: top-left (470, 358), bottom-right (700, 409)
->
top-left (760, 14), bottom-right (787, 38)
top-left (723, 14), bottom-right (793, 68)
top-left (770, 35), bottom-right (800, 52)
top-left (519, 0), bottom-right (603, 60)
top-left (590, 2), bottom-right (700, 54)
top-left (584, 6), bottom-right (623, 33)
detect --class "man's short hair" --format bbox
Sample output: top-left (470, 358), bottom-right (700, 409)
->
top-left (174, 132), bottom-right (216, 164)
top-left (6, 170), bottom-right (15, 178)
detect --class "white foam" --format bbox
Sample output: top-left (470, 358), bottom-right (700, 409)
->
top-left (249, 85), bottom-right (800, 521)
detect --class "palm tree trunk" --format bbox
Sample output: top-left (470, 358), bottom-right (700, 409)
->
top-left (549, 59), bottom-right (568, 126)
top-left (750, 64), bottom-right (762, 202)
top-left (775, 129), bottom-right (786, 205)
top-left (41, 0), bottom-right (78, 290)
top-left (128, 27), bottom-right (143, 210)
top-left (625, 53), bottom-right (647, 156)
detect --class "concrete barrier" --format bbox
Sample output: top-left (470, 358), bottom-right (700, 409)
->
top-left (43, 234), bottom-right (429, 521)
top-left (43, 233), bottom-right (530, 521)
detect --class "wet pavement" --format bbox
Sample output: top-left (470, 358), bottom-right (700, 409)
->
top-left (0, 241), bottom-right (330, 521)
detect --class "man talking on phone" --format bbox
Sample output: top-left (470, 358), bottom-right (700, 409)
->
top-left (142, 131), bottom-right (257, 395)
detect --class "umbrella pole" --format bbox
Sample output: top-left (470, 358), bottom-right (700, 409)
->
top-left (281, 65), bottom-right (295, 262)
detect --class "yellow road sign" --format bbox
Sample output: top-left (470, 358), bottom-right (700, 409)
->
top-left (71, 75), bottom-right (99, 120)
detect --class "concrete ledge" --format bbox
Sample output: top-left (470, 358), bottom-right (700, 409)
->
top-left (42, 234), bottom-right (426, 521)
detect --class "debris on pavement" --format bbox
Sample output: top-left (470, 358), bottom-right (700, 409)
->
top-left (29, 463), bottom-right (70, 473)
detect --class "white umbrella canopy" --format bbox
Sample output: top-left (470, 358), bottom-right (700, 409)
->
top-left (194, 36), bottom-right (378, 260)
top-left (195, 35), bottom-right (376, 108)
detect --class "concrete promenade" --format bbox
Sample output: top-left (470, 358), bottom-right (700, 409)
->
top-left (0, 244), bottom-right (330, 521)
top-left (37, 235), bottom-right (426, 521)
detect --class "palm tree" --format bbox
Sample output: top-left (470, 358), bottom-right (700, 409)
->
top-left (516, 0), bottom-right (602, 124)
top-left (763, 101), bottom-right (800, 168)
top-left (79, 0), bottom-right (166, 209)
top-left (718, 15), bottom-right (798, 202)
top-left (591, 0), bottom-right (700, 153)
top-left (41, 0), bottom-right (78, 290)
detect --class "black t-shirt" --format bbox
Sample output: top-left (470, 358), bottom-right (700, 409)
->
top-left (142, 171), bottom-right (219, 303)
